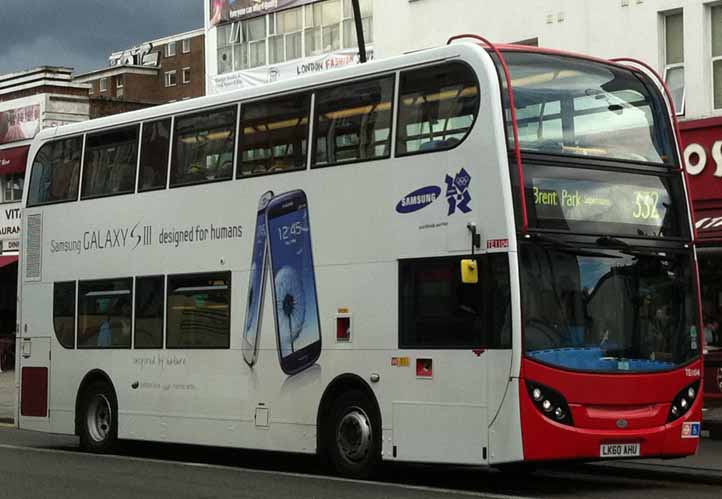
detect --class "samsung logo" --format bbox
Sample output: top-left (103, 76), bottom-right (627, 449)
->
top-left (396, 186), bottom-right (441, 214)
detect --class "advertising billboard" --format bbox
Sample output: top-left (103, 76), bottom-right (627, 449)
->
top-left (0, 104), bottom-right (40, 146)
top-left (209, 0), bottom-right (317, 26)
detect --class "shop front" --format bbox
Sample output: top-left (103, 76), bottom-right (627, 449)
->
top-left (681, 117), bottom-right (722, 405)
top-left (0, 145), bottom-right (24, 372)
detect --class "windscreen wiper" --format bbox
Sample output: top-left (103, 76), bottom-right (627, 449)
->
top-left (596, 235), bottom-right (630, 249)
top-left (527, 233), bottom-right (575, 249)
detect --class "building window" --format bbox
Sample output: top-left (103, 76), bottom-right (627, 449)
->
top-left (89, 84), bottom-right (94, 95)
top-left (712, 5), bottom-right (722, 109)
top-left (182, 67), bottom-right (191, 84)
top-left (1, 174), bottom-right (24, 203)
top-left (342, 0), bottom-right (373, 47)
top-left (216, 0), bottom-right (373, 75)
top-left (182, 38), bottom-right (191, 54)
top-left (270, 7), bottom-right (303, 64)
top-left (166, 41), bottom-right (177, 58)
top-left (663, 11), bottom-right (685, 115)
top-left (305, 0), bottom-right (342, 57)
top-left (100, 78), bottom-right (108, 92)
top-left (116, 76), bottom-right (124, 89)
top-left (165, 70), bottom-right (177, 87)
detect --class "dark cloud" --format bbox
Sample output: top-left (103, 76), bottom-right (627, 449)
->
top-left (0, 0), bottom-right (204, 75)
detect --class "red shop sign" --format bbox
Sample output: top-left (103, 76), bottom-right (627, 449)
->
top-left (680, 117), bottom-right (722, 203)
top-left (0, 145), bottom-right (29, 176)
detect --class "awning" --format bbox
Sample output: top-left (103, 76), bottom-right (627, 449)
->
top-left (0, 255), bottom-right (18, 269)
top-left (0, 146), bottom-right (29, 176)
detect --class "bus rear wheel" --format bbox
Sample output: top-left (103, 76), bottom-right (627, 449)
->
top-left (79, 381), bottom-right (118, 453)
top-left (324, 390), bottom-right (380, 479)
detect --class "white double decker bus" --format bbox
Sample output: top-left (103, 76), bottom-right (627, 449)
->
top-left (17, 38), bottom-right (703, 478)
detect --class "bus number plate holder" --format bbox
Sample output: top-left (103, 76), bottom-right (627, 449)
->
top-left (599, 443), bottom-right (640, 458)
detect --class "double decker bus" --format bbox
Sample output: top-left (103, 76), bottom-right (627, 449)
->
top-left (16, 38), bottom-right (702, 478)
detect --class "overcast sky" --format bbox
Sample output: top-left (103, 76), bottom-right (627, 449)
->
top-left (0, 0), bottom-right (204, 76)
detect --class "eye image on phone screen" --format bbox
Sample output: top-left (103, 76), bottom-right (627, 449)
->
top-left (242, 190), bottom-right (274, 367)
top-left (266, 190), bottom-right (322, 375)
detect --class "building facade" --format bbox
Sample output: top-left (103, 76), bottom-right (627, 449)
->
top-left (75, 29), bottom-right (206, 114)
top-left (0, 67), bottom-right (91, 363)
top-left (204, 0), bottom-right (372, 94)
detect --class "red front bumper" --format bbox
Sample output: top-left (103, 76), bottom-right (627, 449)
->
top-left (520, 359), bottom-right (703, 462)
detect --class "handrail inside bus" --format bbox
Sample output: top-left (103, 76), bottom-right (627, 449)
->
top-left (447, 34), bottom-right (529, 234)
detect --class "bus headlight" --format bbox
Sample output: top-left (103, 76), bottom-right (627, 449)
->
top-left (668, 381), bottom-right (700, 422)
top-left (526, 381), bottom-right (574, 426)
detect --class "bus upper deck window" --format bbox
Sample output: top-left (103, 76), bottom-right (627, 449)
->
top-left (237, 93), bottom-right (311, 178)
top-left (312, 75), bottom-right (394, 168)
top-left (139, 119), bottom-right (171, 192)
top-left (28, 136), bottom-right (83, 206)
top-left (396, 63), bottom-right (480, 157)
top-left (81, 125), bottom-right (139, 199)
top-left (170, 106), bottom-right (237, 187)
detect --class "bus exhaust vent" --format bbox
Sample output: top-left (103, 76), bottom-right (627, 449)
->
top-left (25, 213), bottom-right (42, 281)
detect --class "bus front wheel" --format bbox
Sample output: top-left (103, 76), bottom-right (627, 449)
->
top-left (324, 390), bottom-right (380, 479)
top-left (79, 381), bottom-right (118, 453)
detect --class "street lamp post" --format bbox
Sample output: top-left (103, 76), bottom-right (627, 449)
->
top-left (350, 0), bottom-right (367, 63)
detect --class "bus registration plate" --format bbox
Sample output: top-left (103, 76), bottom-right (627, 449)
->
top-left (600, 443), bottom-right (640, 458)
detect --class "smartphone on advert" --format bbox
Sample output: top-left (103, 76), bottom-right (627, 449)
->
top-left (266, 190), bottom-right (322, 375)
top-left (242, 190), bottom-right (274, 367)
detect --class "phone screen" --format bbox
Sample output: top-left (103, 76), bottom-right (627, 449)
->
top-left (267, 191), bottom-right (321, 372)
top-left (242, 192), bottom-right (272, 366)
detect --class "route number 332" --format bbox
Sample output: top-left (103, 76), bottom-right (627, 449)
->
top-left (632, 191), bottom-right (661, 220)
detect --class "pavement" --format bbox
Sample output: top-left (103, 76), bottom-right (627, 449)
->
top-left (0, 369), bottom-right (15, 424)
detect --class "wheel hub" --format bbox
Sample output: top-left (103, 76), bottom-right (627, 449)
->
top-left (336, 407), bottom-right (372, 463)
top-left (86, 394), bottom-right (112, 443)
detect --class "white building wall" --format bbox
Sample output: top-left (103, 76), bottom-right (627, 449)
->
top-left (375, 0), bottom-right (717, 122)
top-left (202, 1), bottom-right (718, 121)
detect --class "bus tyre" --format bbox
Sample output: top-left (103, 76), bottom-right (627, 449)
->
top-left (325, 390), bottom-right (380, 479)
top-left (79, 381), bottom-right (118, 453)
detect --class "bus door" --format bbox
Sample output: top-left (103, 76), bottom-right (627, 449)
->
top-left (392, 253), bottom-right (513, 465)
top-left (17, 281), bottom-right (53, 432)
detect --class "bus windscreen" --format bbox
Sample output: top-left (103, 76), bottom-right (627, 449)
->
top-left (503, 51), bottom-right (676, 166)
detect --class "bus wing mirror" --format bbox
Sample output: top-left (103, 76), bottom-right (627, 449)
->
top-left (461, 259), bottom-right (479, 284)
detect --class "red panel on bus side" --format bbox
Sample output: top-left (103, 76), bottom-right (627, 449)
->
top-left (21, 367), bottom-right (48, 417)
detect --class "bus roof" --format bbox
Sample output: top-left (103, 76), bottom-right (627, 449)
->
top-left (33, 39), bottom-right (647, 143)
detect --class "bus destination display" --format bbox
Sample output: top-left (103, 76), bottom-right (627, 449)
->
top-left (530, 177), bottom-right (671, 234)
